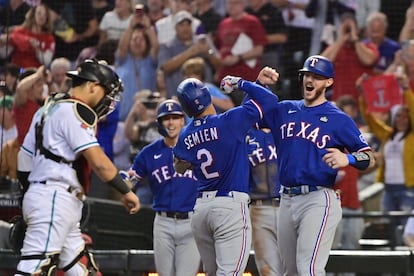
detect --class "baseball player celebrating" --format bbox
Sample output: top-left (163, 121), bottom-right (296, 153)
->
top-left (223, 56), bottom-right (376, 275)
top-left (16, 59), bottom-right (140, 275)
top-left (127, 99), bottom-right (201, 276)
top-left (247, 127), bottom-right (282, 276)
top-left (172, 71), bottom-right (279, 275)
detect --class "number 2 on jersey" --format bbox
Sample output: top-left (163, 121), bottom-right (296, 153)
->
top-left (197, 148), bottom-right (219, 179)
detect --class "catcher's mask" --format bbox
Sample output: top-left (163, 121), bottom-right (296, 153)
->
top-left (66, 59), bottom-right (124, 119)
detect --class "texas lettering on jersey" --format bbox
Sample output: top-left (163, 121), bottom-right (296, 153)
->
top-left (248, 140), bottom-right (277, 167)
top-left (152, 165), bottom-right (197, 184)
top-left (280, 121), bottom-right (331, 149)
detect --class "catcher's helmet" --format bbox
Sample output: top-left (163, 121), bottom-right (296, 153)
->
top-left (67, 59), bottom-right (123, 95)
top-left (176, 78), bottom-right (211, 117)
top-left (157, 99), bottom-right (184, 136)
top-left (298, 55), bottom-right (334, 79)
top-left (67, 59), bottom-right (124, 118)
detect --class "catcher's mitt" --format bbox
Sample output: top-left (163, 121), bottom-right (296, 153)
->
top-left (8, 215), bottom-right (27, 254)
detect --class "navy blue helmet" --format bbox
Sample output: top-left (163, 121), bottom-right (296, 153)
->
top-left (157, 99), bottom-right (184, 136)
top-left (176, 78), bottom-right (211, 117)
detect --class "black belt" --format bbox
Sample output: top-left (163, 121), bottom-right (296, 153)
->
top-left (157, 211), bottom-right (192, 220)
top-left (281, 185), bottom-right (322, 196)
top-left (250, 198), bottom-right (280, 206)
top-left (32, 181), bottom-right (85, 201)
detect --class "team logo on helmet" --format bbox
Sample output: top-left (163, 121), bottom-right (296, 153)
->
top-left (298, 55), bottom-right (334, 79)
top-left (176, 78), bottom-right (211, 117)
top-left (157, 99), bottom-right (184, 137)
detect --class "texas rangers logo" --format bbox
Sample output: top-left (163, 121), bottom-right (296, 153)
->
top-left (309, 57), bottom-right (319, 67)
top-left (165, 102), bottom-right (174, 111)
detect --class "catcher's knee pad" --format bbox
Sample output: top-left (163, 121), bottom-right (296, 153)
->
top-left (17, 253), bottom-right (59, 276)
top-left (62, 248), bottom-right (100, 276)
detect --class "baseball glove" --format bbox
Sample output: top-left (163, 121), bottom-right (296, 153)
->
top-left (8, 215), bottom-right (27, 254)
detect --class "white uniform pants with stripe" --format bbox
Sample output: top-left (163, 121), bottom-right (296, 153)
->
top-left (278, 188), bottom-right (342, 276)
top-left (191, 192), bottom-right (252, 276)
top-left (153, 214), bottom-right (200, 276)
top-left (16, 184), bottom-right (85, 275)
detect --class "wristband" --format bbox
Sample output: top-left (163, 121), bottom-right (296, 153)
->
top-left (346, 152), bottom-right (370, 170)
top-left (107, 173), bottom-right (131, 195)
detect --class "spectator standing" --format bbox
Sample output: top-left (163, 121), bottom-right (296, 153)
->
top-left (158, 10), bottom-right (218, 98)
top-left (129, 99), bottom-right (201, 276)
top-left (49, 57), bottom-right (71, 93)
top-left (247, 127), bottom-right (282, 276)
top-left (363, 12), bottom-right (400, 74)
top-left (116, 13), bottom-right (158, 121)
top-left (246, 0), bottom-right (287, 73)
top-left (0, 3), bottom-right (55, 69)
top-left (98, 0), bottom-right (133, 46)
top-left (359, 73), bottom-right (414, 213)
top-left (13, 66), bottom-right (48, 146)
top-left (215, 0), bottom-right (267, 83)
top-left (321, 12), bottom-right (379, 102)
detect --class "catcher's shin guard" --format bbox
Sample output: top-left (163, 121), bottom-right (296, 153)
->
top-left (62, 248), bottom-right (100, 275)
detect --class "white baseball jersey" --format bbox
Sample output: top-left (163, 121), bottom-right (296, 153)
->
top-left (21, 99), bottom-right (99, 188)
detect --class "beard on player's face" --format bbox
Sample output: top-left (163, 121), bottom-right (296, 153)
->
top-left (302, 80), bottom-right (326, 105)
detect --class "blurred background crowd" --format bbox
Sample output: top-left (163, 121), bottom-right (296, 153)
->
top-left (0, 0), bottom-right (413, 257)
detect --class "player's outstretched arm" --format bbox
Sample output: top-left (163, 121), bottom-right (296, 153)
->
top-left (82, 146), bottom-right (140, 214)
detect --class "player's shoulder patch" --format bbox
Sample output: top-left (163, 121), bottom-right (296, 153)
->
top-left (72, 101), bottom-right (98, 127)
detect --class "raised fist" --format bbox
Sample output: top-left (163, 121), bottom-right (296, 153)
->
top-left (220, 75), bottom-right (242, 94)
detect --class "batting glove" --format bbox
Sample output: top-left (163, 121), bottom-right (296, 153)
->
top-left (220, 75), bottom-right (242, 94)
top-left (119, 170), bottom-right (137, 188)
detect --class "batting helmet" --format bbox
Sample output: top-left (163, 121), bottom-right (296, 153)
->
top-left (298, 55), bottom-right (334, 79)
top-left (157, 99), bottom-right (184, 136)
top-left (176, 78), bottom-right (211, 117)
top-left (67, 59), bottom-right (124, 118)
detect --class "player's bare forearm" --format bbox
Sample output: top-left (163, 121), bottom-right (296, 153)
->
top-left (82, 146), bottom-right (119, 181)
top-left (323, 148), bottom-right (375, 170)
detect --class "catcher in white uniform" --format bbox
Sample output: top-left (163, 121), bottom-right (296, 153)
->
top-left (15, 59), bottom-right (140, 275)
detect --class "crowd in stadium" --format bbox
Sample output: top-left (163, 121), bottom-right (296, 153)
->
top-left (0, 0), bottom-right (414, 274)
